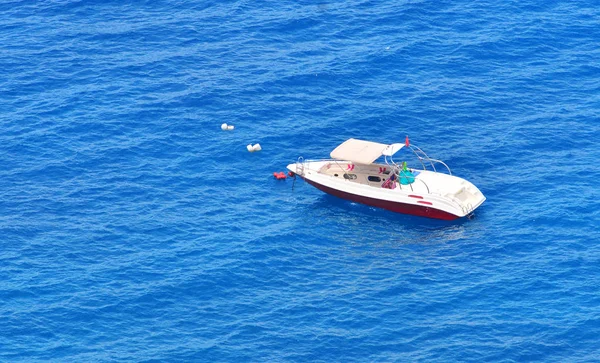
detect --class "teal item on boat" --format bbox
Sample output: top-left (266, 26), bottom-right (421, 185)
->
top-left (399, 162), bottom-right (415, 185)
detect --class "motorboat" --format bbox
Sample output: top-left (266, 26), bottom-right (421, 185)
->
top-left (287, 138), bottom-right (485, 220)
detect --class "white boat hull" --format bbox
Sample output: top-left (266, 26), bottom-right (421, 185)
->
top-left (287, 160), bottom-right (485, 220)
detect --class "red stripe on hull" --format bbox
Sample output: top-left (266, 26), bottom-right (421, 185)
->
top-left (304, 178), bottom-right (459, 220)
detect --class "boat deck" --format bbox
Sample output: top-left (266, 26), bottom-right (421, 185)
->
top-left (314, 161), bottom-right (453, 193)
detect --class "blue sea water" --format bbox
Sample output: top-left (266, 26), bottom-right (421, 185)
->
top-left (1, 0), bottom-right (600, 361)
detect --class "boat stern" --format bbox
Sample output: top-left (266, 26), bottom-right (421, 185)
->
top-left (449, 182), bottom-right (486, 216)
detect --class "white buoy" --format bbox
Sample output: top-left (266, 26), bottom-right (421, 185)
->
top-left (252, 143), bottom-right (262, 152)
top-left (247, 144), bottom-right (254, 152)
top-left (221, 123), bottom-right (228, 130)
top-left (227, 125), bottom-right (234, 130)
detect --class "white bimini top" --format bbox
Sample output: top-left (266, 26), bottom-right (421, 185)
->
top-left (329, 138), bottom-right (405, 165)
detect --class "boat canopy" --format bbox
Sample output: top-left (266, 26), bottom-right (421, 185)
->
top-left (330, 138), bottom-right (405, 164)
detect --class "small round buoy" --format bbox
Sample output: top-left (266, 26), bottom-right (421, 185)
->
top-left (221, 123), bottom-right (228, 130)
top-left (252, 143), bottom-right (262, 152)
top-left (247, 144), bottom-right (254, 152)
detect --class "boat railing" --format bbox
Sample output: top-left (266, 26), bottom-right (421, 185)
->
top-left (297, 158), bottom-right (352, 179)
top-left (296, 156), bottom-right (305, 176)
top-left (300, 158), bottom-right (336, 164)
top-left (416, 178), bottom-right (430, 194)
top-left (396, 172), bottom-right (431, 194)
top-left (464, 202), bottom-right (474, 215)
top-left (331, 159), bottom-right (351, 178)
top-left (409, 145), bottom-right (452, 175)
